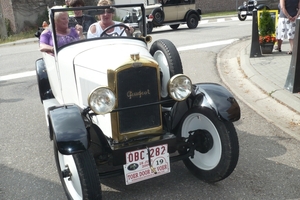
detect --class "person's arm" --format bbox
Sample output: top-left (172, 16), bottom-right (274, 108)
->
top-left (296, 1), bottom-right (300, 18)
top-left (280, 0), bottom-right (290, 18)
top-left (40, 43), bottom-right (54, 53)
top-left (75, 24), bottom-right (85, 39)
top-left (87, 24), bottom-right (98, 38)
top-left (39, 30), bottom-right (54, 54)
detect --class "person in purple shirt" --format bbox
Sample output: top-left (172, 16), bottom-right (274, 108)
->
top-left (39, 6), bottom-right (84, 54)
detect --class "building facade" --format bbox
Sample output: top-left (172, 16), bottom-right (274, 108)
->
top-left (0, 0), bottom-right (278, 36)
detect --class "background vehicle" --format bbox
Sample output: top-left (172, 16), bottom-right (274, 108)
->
top-left (123, 0), bottom-right (201, 34)
top-left (237, 0), bottom-right (270, 21)
top-left (35, 4), bottom-right (240, 199)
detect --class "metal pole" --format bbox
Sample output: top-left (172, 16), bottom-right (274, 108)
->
top-left (284, 19), bottom-right (300, 93)
top-left (250, 9), bottom-right (262, 58)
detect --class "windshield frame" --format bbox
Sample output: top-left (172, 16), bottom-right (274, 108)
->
top-left (48, 4), bottom-right (146, 53)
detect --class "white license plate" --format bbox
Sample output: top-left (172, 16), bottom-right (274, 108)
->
top-left (240, 11), bottom-right (247, 15)
top-left (123, 144), bottom-right (170, 185)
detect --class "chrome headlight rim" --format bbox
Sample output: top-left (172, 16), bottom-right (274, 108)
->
top-left (168, 74), bottom-right (192, 101)
top-left (253, 0), bottom-right (257, 6)
top-left (88, 86), bottom-right (116, 115)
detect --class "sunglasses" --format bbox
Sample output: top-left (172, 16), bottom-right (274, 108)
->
top-left (98, 8), bottom-right (114, 14)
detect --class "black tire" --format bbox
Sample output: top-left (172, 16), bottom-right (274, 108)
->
top-left (186, 13), bottom-right (199, 29)
top-left (238, 14), bottom-right (247, 21)
top-left (150, 39), bottom-right (183, 106)
top-left (152, 8), bottom-right (164, 24)
top-left (54, 139), bottom-right (102, 200)
top-left (170, 24), bottom-right (179, 30)
top-left (177, 107), bottom-right (239, 183)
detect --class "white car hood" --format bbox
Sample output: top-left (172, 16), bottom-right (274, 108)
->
top-left (73, 39), bottom-right (154, 73)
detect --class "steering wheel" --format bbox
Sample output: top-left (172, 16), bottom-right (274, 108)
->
top-left (100, 23), bottom-right (131, 37)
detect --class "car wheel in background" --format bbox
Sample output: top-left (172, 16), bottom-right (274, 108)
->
top-left (170, 24), bottom-right (180, 30)
top-left (152, 8), bottom-right (165, 24)
top-left (186, 13), bottom-right (199, 29)
top-left (238, 14), bottom-right (247, 21)
top-left (150, 39), bottom-right (183, 106)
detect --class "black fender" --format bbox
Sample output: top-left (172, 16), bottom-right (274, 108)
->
top-left (256, 4), bottom-right (270, 10)
top-left (48, 105), bottom-right (88, 155)
top-left (35, 58), bottom-right (54, 103)
top-left (171, 83), bottom-right (241, 130)
top-left (237, 6), bottom-right (246, 12)
top-left (184, 9), bottom-right (201, 21)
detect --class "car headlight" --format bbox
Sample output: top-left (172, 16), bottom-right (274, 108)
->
top-left (88, 87), bottom-right (116, 115)
top-left (254, 0), bottom-right (257, 6)
top-left (168, 74), bottom-right (192, 101)
top-left (243, 1), bottom-right (247, 6)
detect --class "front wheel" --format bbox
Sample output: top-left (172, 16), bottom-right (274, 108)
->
top-left (187, 13), bottom-right (199, 29)
top-left (238, 14), bottom-right (247, 21)
top-left (54, 139), bottom-right (102, 199)
top-left (177, 107), bottom-right (239, 183)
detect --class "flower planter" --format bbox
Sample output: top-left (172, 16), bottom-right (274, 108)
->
top-left (260, 43), bottom-right (274, 54)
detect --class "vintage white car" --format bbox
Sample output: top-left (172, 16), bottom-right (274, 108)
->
top-left (35, 4), bottom-right (240, 199)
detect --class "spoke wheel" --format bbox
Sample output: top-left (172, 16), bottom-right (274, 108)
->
top-left (177, 107), bottom-right (239, 183)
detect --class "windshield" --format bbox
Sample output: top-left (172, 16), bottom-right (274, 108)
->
top-left (45, 4), bottom-right (147, 51)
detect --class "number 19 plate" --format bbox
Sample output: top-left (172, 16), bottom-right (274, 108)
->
top-left (123, 144), bottom-right (170, 185)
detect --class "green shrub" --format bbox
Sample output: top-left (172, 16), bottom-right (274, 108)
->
top-left (259, 8), bottom-right (275, 36)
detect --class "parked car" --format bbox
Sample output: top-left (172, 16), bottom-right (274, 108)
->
top-left (35, 4), bottom-right (240, 199)
top-left (123, 0), bottom-right (201, 34)
top-left (237, 0), bottom-right (270, 21)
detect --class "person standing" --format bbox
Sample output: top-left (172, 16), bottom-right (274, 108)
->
top-left (276, 0), bottom-right (300, 54)
top-left (68, 0), bottom-right (97, 33)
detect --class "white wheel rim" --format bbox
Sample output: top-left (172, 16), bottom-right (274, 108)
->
top-left (58, 151), bottom-right (83, 200)
top-left (154, 50), bottom-right (170, 98)
top-left (181, 113), bottom-right (222, 170)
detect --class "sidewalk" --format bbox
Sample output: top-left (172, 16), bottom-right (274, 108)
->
top-left (243, 40), bottom-right (300, 114)
top-left (218, 38), bottom-right (300, 140)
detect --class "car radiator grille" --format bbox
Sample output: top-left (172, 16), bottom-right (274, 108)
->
top-left (116, 66), bottom-right (161, 133)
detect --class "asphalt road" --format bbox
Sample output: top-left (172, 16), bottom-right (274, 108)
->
top-left (1, 17), bottom-right (300, 199)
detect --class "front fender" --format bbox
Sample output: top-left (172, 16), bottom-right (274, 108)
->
top-left (237, 6), bottom-right (246, 12)
top-left (48, 105), bottom-right (88, 155)
top-left (256, 4), bottom-right (269, 10)
top-left (171, 83), bottom-right (240, 130)
top-left (185, 10), bottom-right (201, 21)
top-left (35, 58), bottom-right (54, 103)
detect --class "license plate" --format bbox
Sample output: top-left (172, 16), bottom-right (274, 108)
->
top-left (240, 11), bottom-right (247, 15)
top-left (123, 144), bottom-right (170, 185)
